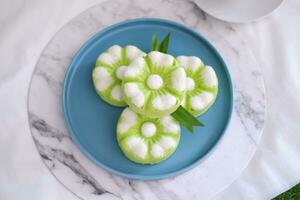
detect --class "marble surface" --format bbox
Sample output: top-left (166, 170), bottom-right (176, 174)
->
top-left (27, 0), bottom-right (265, 199)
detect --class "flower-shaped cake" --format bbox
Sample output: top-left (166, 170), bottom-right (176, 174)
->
top-left (117, 108), bottom-right (180, 164)
top-left (92, 45), bottom-right (145, 106)
top-left (122, 51), bottom-right (186, 118)
top-left (177, 56), bottom-right (218, 116)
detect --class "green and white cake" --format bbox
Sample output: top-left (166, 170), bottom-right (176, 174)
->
top-left (92, 45), bottom-right (145, 106)
top-left (91, 34), bottom-right (218, 165)
top-left (177, 56), bottom-right (218, 116)
top-left (117, 107), bottom-right (180, 164)
top-left (122, 51), bottom-right (186, 118)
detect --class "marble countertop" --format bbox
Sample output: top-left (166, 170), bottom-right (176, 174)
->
top-left (1, 0), bottom-right (300, 199)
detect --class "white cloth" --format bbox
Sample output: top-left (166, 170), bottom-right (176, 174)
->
top-left (0, 0), bottom-right (299, 199)
top-left (217, 1), bottom-right (300, 199)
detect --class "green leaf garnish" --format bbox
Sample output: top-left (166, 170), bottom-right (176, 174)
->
top-left (150, 32), bottom-right (170, 53)
top-left (151, 34), bottom-right (160, 51)
top-left (159, 33), bottom-right (170, 53)
top-left (150, 33), bottom-right (205, 133)
top-left (171, 110), bottom-right (194, 133)
top-left (174, 106), bottom-right (204, 126)
top-left (172, 106), bottom-right (204, 133)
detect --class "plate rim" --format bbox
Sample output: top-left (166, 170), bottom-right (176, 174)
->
top-left (194, 0), bottom-right (284, 23)
top-left (62, 18), bottom-right (234, 180)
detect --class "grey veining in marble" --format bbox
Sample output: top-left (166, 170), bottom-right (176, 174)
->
top-left (28, 0), bottom-right (266, 199)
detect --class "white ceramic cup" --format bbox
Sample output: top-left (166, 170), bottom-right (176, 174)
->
top-left (194, 0), bottom-right (283, 23)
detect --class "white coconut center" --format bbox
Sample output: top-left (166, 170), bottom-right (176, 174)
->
top-left (116, 66), bottom-right (127, 80)
top-left (186, 77), bottom-right (195, 91)
top-left (141, 122), bottom-right (156, 138)
top-left (147, 74), bottom-right (163, 90)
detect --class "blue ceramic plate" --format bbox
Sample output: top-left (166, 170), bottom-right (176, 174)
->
top-left (62, 18), bottom-right (233, 180)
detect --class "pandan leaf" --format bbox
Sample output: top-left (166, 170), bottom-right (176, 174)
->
top-left (172, 106), bottom-right (204, 133)
top-left (171, 110), bottom-right (194, 133)
top-left (151, 34), bottom-right (160, 51)
top-left (174, 106), bottom-right (204, 126)
top-left (159, 33), bottom-right (171, 53)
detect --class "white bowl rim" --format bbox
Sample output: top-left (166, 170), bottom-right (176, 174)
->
top-left (194, 0), bottom-right (284, 23)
